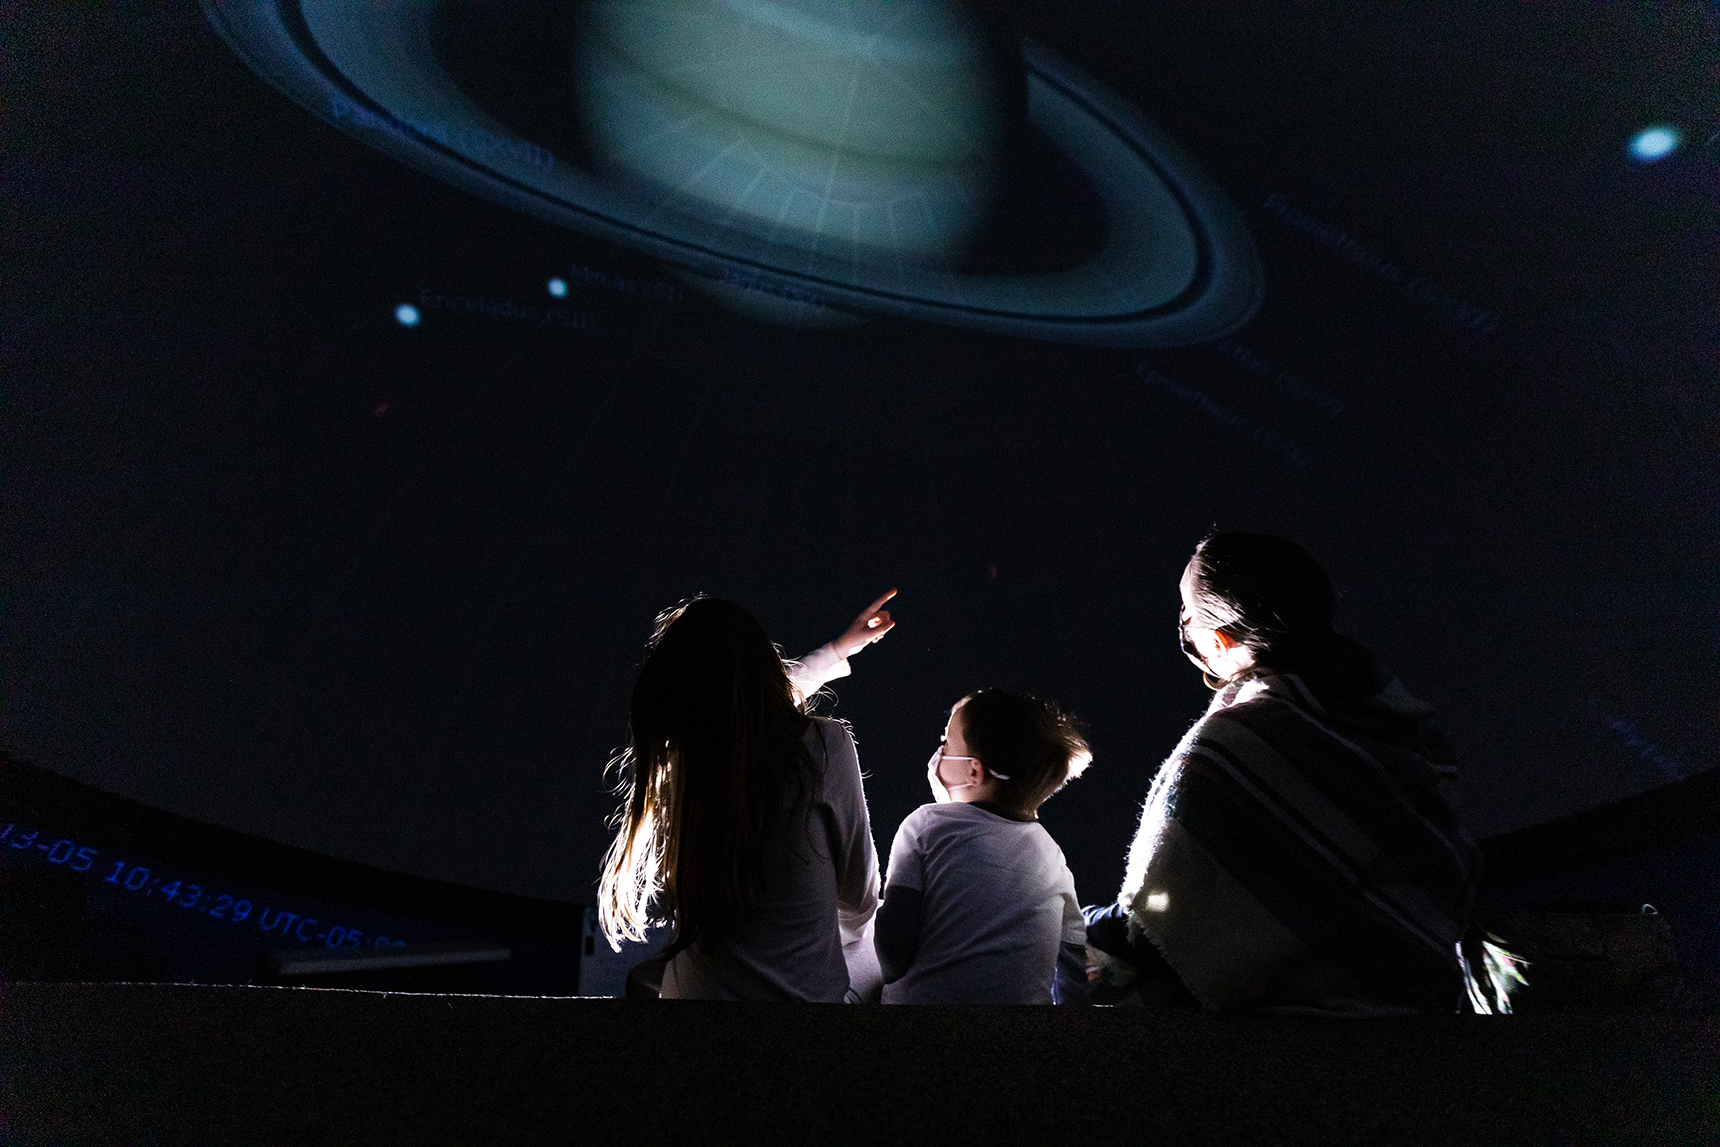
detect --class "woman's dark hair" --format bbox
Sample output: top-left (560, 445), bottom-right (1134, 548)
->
top-left (957, 689), bottom-right (1091, 817)
top-left (1187, 532), bottom-right (1377, 695)
top-left (598, 597), bottom-right (814, 955)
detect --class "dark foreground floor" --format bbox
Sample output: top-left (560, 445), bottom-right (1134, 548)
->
top-left (2, 983), bottom-right (1715, 1146)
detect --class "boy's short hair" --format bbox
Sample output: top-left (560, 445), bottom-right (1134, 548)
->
top-left (957, 690), bottom-right (1091, 816)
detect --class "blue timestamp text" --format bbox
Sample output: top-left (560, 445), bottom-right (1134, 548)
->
top-left (1, 820), bottom-right (410, 951)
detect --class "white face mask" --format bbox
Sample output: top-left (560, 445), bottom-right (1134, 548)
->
top-left (925, 746), bottom-right (1009, 803)
top-left (926, 746), bottom-right (976, 803)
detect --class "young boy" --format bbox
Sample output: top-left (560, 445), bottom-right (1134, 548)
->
top-left (875, 690), bottom-right (1092, 1004)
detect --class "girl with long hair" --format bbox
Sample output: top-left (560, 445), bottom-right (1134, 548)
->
top-left (597, 592), bottom-right (894, 1000)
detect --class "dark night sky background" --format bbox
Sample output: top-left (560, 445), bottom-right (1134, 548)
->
top-left (3, 3), bottom-right (1715, 907)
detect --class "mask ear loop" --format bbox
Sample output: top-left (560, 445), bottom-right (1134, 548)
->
top-left (934, 751), bottom-right (1011, 787)
top-left (952, 767), bottom-right (1012, 787)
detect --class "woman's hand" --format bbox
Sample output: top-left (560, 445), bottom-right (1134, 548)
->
top-left (833, 589), bottom-right (897, 658)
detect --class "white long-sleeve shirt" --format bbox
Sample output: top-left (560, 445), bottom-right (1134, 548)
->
top-left (658, 646), bottom-right (880, 1001)
top-left (786, 642), bottom-right (851, 701)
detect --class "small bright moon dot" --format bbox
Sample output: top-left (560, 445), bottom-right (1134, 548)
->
top-left (547, 277), bottom-right (568, 297)
top-left (394, 303), bottom-right (421, 326)
top-left (1628, 126), bottom-right (1680, 162)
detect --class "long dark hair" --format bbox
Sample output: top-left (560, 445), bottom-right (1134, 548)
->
top-left (1186, 532), bottom-right (1379, 699)
top-left (597, 597), bottom-right (814, 954)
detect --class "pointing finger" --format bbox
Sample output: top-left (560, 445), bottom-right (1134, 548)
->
top-left (863, 588), bottom-right (898, 614)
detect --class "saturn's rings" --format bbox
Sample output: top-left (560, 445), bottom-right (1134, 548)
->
top-left (206, 0), bottom-right (1263, 347)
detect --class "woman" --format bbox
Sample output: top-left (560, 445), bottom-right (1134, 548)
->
top-left (597, 593), bottom-right (894, 1001)
top-left (1088, 533), bottom-right (1487, 1014)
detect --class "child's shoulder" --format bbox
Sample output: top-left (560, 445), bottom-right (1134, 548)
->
top-left (897, 801), bottom-right (1037, 839)
top-left (898, 801), bottom-right (946, 828)
top-left (893, 801), bottom-right (963, 838)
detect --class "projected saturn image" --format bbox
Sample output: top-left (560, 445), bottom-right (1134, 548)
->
top-left (204, 0), bottom-right (1261, 344)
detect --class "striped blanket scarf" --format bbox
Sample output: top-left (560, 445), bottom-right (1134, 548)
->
top-left (1119, 670), bottom-right (1479, 1014)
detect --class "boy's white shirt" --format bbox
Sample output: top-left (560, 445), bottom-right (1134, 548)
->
top-left (880, 802), bottom-right (1084, 1005)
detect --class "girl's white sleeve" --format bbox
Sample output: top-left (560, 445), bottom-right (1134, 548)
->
top-left (786, 644), bottom-right (851, 700)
